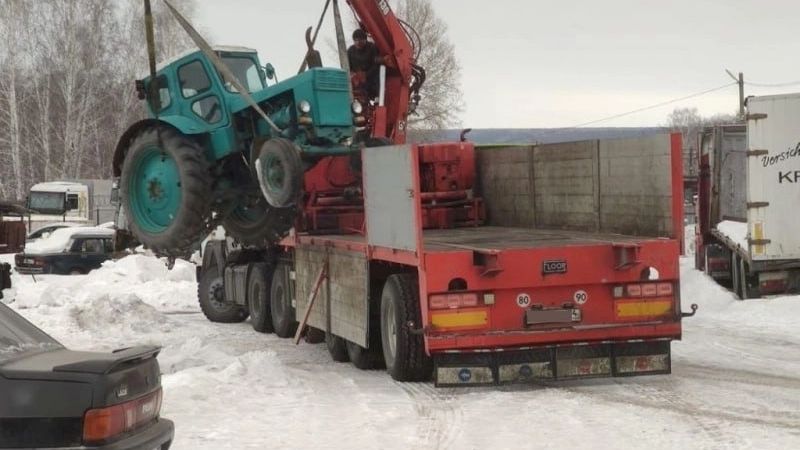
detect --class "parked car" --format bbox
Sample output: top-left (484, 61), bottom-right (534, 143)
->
top-left (0, 263), bottom-right (10, 300)
top-left (0, 302), bottom-right (174, 449)
top-left (26, 223), bottom-right (78, 243)
top-left (15, 227), bottom-right (115, 275)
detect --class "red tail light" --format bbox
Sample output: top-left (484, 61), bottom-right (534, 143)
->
top-left (83, 388), bottom-right (162, 444)
top-left (614, 283), bottom-right (675, 298)
top-left (429, 293), bottom-right (480, 309)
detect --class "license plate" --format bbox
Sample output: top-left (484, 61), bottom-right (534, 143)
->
top-left (526, 308), bottom-right (581, 325)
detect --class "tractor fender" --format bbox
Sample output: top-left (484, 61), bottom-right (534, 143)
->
top-left (112, 116), bottom-right (207, 177)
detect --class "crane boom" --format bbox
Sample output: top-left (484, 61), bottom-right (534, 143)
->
top-left (346, 0), bottom-right (421, 143)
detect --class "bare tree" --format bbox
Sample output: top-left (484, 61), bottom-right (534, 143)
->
top-left (666, 107), bottom-right (738, 178)
top-left (396, 0), bottom-right (464, 131)
top-left (0, 0), bottom-right (197, 200)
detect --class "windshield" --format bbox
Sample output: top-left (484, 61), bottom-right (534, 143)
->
top-left (0, 303), bottom-right (62, 363)
top-left (220, 55), bottom-right (264, 93)
top-left (28, 191), bottom-right (65, 215)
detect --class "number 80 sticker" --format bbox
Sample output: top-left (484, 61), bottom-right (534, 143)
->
top-left (516, 293), bottom-right (531, 308)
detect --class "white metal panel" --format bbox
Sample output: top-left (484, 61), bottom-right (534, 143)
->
top-left (746, 94), bottom-right (800, 260)
top-left (362, 145), bottom-right (419, 252)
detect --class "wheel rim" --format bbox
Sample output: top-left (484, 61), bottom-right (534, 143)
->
top-left (385, 296), bottom-right (397, 362)
top-left (261, 152), bottom-right (287, 198)
top-left (128, 145), bottom-right (182, 233)
top-left (208, 278), bottom-right (229, 311)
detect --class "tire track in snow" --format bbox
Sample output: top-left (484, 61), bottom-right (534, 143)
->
top-left (396, 381), bottom-right (464, 450)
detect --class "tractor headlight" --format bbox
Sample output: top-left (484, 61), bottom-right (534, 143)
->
top-left (297, 100), bottom-right (312, 114)
top-left (351, 100), bottom-right (363, 115)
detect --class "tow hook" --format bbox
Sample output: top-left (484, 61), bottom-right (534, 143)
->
top-left (681, 303), bottom-right (699, 318)
top-left (407, 321), bottom-right (428, 335)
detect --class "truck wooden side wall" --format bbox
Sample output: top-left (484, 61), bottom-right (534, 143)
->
top-left (476, 133), bottom-right (682, 239)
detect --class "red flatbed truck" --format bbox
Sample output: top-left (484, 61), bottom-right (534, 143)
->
top-left (199, 133), bottom-right (694, 386)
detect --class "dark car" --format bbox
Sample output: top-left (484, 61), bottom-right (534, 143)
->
top-left (0, 263), bottom-right (10, 300)
top-left (0, 302), bottom-right (174, 449)
top-left (15, 227), bottom-right (115, 275)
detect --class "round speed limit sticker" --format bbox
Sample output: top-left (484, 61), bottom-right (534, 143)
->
top-left (573, 290), bottom-right (588, 305)
top-left (516, 293), bottom-right (531, 308)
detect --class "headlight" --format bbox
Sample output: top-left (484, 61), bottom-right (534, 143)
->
top-left (297, 100), bottom-right (312, 114)
top-left (351, 100), bottom-right (363, 115)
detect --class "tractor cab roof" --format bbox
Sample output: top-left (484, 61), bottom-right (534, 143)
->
top-left (139, 45), bottom-right (258, 81)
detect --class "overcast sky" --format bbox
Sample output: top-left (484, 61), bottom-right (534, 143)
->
top-left (193, 0), bottom-right (800, 128)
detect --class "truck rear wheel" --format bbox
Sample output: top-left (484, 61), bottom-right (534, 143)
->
top-left (326, 333), bottom-right (350, 362)
top-left (248, 263), bottom-right (274, 333)
top-left (270, 262), bottom-right (298, 338)
top-left (346, 338), bottom-right (385, 370)
top-left (222, 196), bottom-right (296, 247)
top-left (255, 138), bottom-right (303, 208)
top-left (121, 126), bottom-right (211, 257)
top-left (380, 274), bottom-right (432, 381)
top-left (198, 265), bottom-right (248, 323)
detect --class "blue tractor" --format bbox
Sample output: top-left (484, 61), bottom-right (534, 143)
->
top-left (112, 46), bottom-right (362, 256)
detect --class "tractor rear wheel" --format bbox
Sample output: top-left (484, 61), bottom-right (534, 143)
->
top-left (121, 126), bottom-right (211, 257)
top-left (255, 138), bottom-right (303, 208)
top-left (222, 196), bottom-right (296, 247)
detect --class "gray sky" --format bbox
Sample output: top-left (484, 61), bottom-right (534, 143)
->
top-left (194, 0), bottom-right (800, 128)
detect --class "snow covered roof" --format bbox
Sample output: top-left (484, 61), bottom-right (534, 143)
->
top-left (30, 181), bottom-right (87, 193)
top-left (24, 226), bottom-right (115, 255)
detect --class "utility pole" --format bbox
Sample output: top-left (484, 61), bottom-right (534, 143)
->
top-left (725, 69), bottom-right (745, 118)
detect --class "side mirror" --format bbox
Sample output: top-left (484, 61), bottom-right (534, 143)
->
top-left (264, 63), bottom-right (277, 82)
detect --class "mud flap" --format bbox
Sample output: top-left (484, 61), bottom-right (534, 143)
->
top-left (433, 340), bottom-right (671, 387)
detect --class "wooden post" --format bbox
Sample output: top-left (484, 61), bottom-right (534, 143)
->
top-left (293, 263), bottom-right (328, 345)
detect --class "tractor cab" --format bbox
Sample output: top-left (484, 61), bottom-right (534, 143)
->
top-left (135, 46), bottom-right (357, 161)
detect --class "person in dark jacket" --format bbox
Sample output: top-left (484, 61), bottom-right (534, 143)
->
top-left (347, 28), bottom-right (384, 100)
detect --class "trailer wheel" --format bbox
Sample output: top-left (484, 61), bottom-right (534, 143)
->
top-left (305, 327), bottom-right (325, 344)
top-left (270, 262), bottom-right (298, 338)
top-left (248, 263), bottom-right (274, 333)
top-left (121, 126), bottom-right (211, 257)
top-left (380, 274), bottom-right (432, 381)
top-left (198, 264), bottom-right (248, 323)
top-left (326, 333), bottom-right (350, 362)
top-left (346, 338), bottom-right (385, 370)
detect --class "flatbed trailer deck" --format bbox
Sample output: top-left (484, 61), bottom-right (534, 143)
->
top-left (202, 133), bottom-right (690, 386)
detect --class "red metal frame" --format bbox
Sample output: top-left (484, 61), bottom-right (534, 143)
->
top-left (285, 137), bottom-right (685, 356)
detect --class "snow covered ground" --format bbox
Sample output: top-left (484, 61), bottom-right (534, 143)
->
top-left (1, 249), bottom-right (799, 450)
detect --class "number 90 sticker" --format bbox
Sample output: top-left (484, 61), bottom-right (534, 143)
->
top-left (573, 290), bottom-right (588, 305)
top-left (516, 293), bottom-right (531, 308)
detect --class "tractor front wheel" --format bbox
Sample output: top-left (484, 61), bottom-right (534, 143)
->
top-left (255, 138), bottom-right (303, 208)
top-left (120, 126), bottom-right (211, 257)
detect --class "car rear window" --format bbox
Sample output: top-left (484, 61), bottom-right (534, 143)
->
top-left (0, 303), bottom-right (62, 363)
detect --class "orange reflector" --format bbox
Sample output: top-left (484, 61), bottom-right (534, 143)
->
top-left (615, 299), bottom-right (672, 319)
top-left (431, 310), bottom-right (488, 329)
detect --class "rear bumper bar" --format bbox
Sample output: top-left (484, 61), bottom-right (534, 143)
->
top-left (434, 339), bottom-right (671, 387)
top-left (426, 321), bottom-right (681, 351)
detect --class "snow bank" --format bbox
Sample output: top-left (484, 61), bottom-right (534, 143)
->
top-left (716, 220), bottom-right (748, 250)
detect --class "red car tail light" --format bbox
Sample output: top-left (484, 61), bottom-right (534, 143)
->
top-left (429, 293), bottom-right (481, 309)
top-left (83, 388), bottom-right (162, 444)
